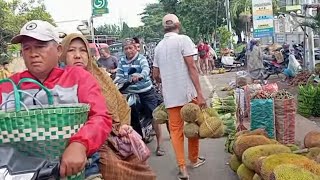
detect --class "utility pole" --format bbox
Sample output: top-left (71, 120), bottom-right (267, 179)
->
top-left (225, 0), bottom-right (233, 49)
top-left (214, 0), bottom-right (219, 49)
top-left (90, 16), bottom-right (95, 44)
top-left (305, 0), bottom-right (316, 71)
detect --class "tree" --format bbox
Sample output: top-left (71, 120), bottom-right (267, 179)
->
top-left (0, 0), bottom-right (54, 63)
top-left (160, 0), bottom-right (179, 13)
top-left (217, 26), bottom-right (232, 48)
top-left (95, 24), bottom-right (121, 36)
top-left (139, 3), bottom-right (166, 40)
top-left (177, 0), bottom-right (226, 42)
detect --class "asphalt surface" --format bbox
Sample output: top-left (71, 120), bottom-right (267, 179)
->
top-left (147, 72), bottom-right (238, 180)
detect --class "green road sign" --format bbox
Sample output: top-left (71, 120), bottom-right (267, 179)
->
top-left (92, 0), bottom-right (109, 16)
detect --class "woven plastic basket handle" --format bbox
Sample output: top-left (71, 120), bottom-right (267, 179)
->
top-left (17, 78), bottom-right (54, 105)
top-left (0, 78), bottom-right (21, 111)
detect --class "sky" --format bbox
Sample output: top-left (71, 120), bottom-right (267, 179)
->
top-left (44, 0), bottom-right (157, 32)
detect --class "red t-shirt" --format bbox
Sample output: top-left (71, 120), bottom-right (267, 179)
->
top-left (198, 44), bottom-right (209, 59)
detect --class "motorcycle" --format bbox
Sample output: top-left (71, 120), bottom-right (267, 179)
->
top-left (0, 146), bottom-right (60, 180)
top-left (115, 68), bottom-right (153, 143)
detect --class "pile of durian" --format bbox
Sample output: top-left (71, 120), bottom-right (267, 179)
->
top-left (181, 103), bottom-right (225, 139)
top-left (229, 129), bottom-right (320, 180)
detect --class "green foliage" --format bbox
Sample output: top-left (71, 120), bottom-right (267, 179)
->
top-left (0, 0), bottom-right (54, 60)
top-left (95, 24), bottom-right (121, 36)
top-left (177, 0), bottom-right (226, 41)
top-left (300, 13), bottom-right (320, 33)
top-left (217, 26), bottom-right (232, 49)
top-left (160, 0), bottom-right (178, 13)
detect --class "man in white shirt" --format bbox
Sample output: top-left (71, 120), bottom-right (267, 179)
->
top-left (153, 14), bottom-right (206, 179)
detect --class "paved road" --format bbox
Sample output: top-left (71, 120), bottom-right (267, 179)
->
top-left (148, 72), bottom-right (238, 180)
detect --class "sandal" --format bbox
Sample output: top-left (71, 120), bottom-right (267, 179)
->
top-left (192, 157), bottom-right (206, 168)
top-left (177, 167), bottom-right (189, 180)
top-left (150, 129), bottom-right (156, 136)
top-left (143, 136), bottom-right (154, 144)
top-left (156, 147), bottom-right (165, 156)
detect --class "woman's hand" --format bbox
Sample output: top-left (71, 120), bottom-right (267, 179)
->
top-left (119, 124), bottom-right (133, 136)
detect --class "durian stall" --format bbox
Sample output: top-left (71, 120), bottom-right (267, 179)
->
top-left (225, 71), bottom-right (320, 180)
top-left (152, 70), bottom-right (320, 180)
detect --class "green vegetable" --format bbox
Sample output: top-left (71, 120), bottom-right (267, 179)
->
top-left (298, 84), bottom-right (317, 117)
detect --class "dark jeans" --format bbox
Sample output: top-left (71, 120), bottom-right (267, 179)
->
top-left (130, 88), bottom-right (158, 138)
top-left (85, 152), bottom-right (100, 178)
top-left (138, 88), bottom-right (158, 119)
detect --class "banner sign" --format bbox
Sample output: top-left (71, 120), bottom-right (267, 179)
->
top-left (92, 0), bottom-right (109, 16)
top-left (252, 0), bottom-right (274, 38)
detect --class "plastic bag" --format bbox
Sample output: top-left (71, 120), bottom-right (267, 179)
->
top-left (221, 56), bottom-right (234, 65)
top-left (262, 83), bottom-right (278, 94)
top-left (236, 71), bottom-right (250, 87)
top-left (128, 131), bottom-right (151, 162)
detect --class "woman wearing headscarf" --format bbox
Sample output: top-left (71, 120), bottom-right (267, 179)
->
top-left (247, 39), bottom-right (265, 80)
top-left (60, 33), bottom-right (156, 180)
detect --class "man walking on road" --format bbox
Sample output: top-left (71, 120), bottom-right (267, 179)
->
top-left (153, 14), bottom-right (206, 179)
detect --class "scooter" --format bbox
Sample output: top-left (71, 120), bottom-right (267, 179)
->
top-left (115, 68), bottom-right (153, 143)
top-left (0, 146), bottom-right (60, 180)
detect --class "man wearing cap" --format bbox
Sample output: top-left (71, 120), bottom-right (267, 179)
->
top-left (153, 14), bottom-right (207, 179)
top-left (0, 20), bottom-right (112, 178)
top-left (114, 38), bottom-right (165, 156)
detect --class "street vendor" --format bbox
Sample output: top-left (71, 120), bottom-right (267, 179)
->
top-left (283, 54), bottom-right (301, 83)
top-left (0, 20), bottom-right (113, 178)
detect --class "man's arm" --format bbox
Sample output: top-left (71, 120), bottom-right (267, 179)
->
top-left (138, 56), bottom-right (150, 79)
top-left (153, 67), bottom-right (161, 83)
top-left (115, 59), bottom-right (125, 81)
top-left (153, 47), bottom-right (161, 83)
top-left (184, 56), bottom-right (205, 106)
top-left (182, 36), bottom-right (206, 107)
top-left (111, 56), bottom-right (118, 72)
top-left (69, 71), bottom-right (112, 156)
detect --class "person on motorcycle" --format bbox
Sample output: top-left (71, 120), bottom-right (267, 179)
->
top-left (60, 33), bottom-right (156, 180)
top-left (97, 47), bottom-right (118, 80)
top-left (153, 14), bottom-right (207, 179)
top-left (115, 38), bottom-right (165, 156)
top-left (133, 37), bottom-right (171, 137)
top-left (0, 20), bottom-right (113, 178)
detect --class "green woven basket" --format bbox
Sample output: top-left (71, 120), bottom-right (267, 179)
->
top-left (0, 78), bottom-right (89, 180)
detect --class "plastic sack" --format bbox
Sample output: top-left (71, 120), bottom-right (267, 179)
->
top-left (235, 88), bottom-right (245, 115)
top-left (274, 98), bottom-right (296, 144)
top-left (236, 71), bottom-right (250, 87)
top-left (288, 54), bottom-right (301, 77)
top-left (244, 84), bottom-right (262, 118)
top-left (221, 56), bottom-right (234, 66)
top-left (250, 99), bottom-right (275, 138)
top-left (262, 83), bottom-right (278, 94)
top-left (128, 130), bottom-right (151, 162)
